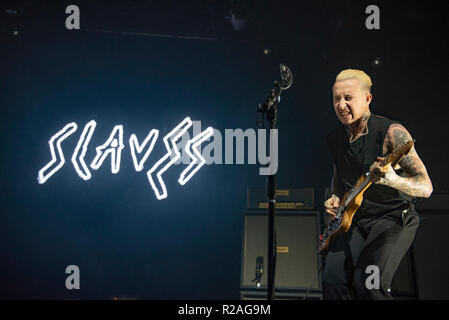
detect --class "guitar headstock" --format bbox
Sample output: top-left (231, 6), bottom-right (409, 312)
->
top-left (393, 139), bottom-right (413, 156)
top-left (387, 139), bottom-right (414, 166)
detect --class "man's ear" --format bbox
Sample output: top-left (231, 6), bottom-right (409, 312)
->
top-left (365, 92), bottom-right (373, 105)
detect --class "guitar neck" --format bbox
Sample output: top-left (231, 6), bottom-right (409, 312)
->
top-left (344, 174), bottom-right (371, 207)
top-left (343, 140), bottom-right (413, 208)
top-left (343, 154), bottom-right (398, 207)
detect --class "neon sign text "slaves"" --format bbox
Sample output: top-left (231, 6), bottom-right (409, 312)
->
top-left (37, 117), bottom-right (213, 200)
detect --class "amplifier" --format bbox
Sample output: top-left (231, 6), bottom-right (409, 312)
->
top-left (247, 187), bottom-right (315, 210)
top-left (240, 210), bottom-right (322, 292)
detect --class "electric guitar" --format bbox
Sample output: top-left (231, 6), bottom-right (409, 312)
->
top-left (318, 139), bottom-right (414, 256)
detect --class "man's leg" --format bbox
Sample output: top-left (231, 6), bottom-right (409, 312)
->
top-left (353, 210), bottom-right (420, 300)
top-left (322, 226), bottom-right (365, 300)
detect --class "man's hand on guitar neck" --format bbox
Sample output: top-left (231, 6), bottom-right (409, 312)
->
top-left (369, 156), bottom-right (397, 186)
top-left (370, 151), bottom-right (433, 198)
top-left (324, 194), bottom-right (340, 220)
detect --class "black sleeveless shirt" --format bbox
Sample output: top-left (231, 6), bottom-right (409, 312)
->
top-left (326, 113), bottom-right (413, 220)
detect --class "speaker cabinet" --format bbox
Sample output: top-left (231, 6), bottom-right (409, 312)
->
top-left (240, 210), bottom-right (322, 297)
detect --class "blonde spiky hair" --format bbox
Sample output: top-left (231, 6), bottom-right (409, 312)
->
top-left (335, 69), bottom-right (373, 93)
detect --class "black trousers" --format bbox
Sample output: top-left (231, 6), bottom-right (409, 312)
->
top-left (322, 207), bottom-right (420, 300)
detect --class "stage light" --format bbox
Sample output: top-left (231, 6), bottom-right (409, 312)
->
top-left (226, 0), bottom-right (254, 31)
top-left (226, 14), bottom-right (248, 31)
top-left (372, 56), bottom-right (382, 68)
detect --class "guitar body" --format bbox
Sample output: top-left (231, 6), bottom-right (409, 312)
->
top-left (318, 139), bottom-right (413, 256)
top-left (318, 175), bottom-right (369, 256)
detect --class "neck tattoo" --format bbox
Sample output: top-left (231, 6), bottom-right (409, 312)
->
top-left (347, 112), bottom-right (370, 143)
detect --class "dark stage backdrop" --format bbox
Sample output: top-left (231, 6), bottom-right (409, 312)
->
top-left (0, 1), bottom-right (447, 299)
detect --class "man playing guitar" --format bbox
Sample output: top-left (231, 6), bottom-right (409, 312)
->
top-left (322, 69), bottom-right (433, 299)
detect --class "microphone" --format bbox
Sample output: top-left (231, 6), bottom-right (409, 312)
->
top-left (257, 64), bottom-right (293, 112)
top-left (280, 64), bottom-right (293, 90)
top-left (252, 256), bottom-right (264, 288)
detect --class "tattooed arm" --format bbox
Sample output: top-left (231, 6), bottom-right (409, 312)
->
top-left (370, 123), bottom-right (433, 198)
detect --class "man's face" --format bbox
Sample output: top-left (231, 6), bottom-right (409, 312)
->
top-left (332, 79), bottom-right (372, 126)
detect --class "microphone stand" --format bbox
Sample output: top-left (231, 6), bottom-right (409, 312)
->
top-left (257, 64), bottom-right (292, 300)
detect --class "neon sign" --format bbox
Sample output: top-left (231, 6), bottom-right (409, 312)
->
top-left (129, 129), bottom-right (159, 172)
top-left (91, 124), bottom-right (125, 175)
top-left (71, 120), bottom-right (97, 180)
top-left (38, 117), bottom-right (213, 200)
top-left (178, 127), bottom-right (213, 186)
top-left (37, 122), bottom-right (78, 184)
